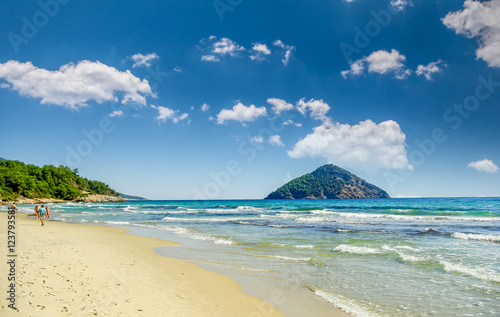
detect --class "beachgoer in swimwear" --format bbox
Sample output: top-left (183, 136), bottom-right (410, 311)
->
top-left (39, 205), bottom-right (46, 226)
top-left (10, 202), bottom-right (17, 211)
top-left (45, 205), bottom-right (50, 219)
top-left (35, 204), bottom-right (40, 220)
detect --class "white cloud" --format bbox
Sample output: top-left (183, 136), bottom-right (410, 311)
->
top-left (173, 66), bottom-right (184, 72)
top-left (267, 98), bottom-right (294, 115)
top-left (391, 0), bottom-right (412, 11)
top-left (366, 49), bottom-right (407, 74)
top-left (130, 53), bottom-right (159, 68)
top-left (416, 60), bottom-right (445, 80)
top-left (216, 103), bottom-right (267, 125)
top-left (108, 110), bottom-right (124, 118)
top-left (0, 60), bottom-right (152, 110)
top-left (212, 37), bottom-right (245, 57)
top-left (252, 43), bottom-right (271, 55)
top-left (269, 135), bottom-right (285, 147)
top-left (467, 159), bottom-right (498, 173)
top-left (443, 0), bottom-right (500, 68)
top-left (251, 136), bottom-right (264, 143)
top-left (288, 119), bottom-right (412, 171)
top-left (283, 119), bottom-right (302, 127)
top-left (273, 40), bottom-right (296, 66)
top-left (201, 103), bottom-right (210, 111)
top-left (341, 60), bottom-right (365, 78)
top-left (151, 105), bottom-right (189, 124)
top-left (296, 98), bottom-right (330, 121)
top-left (341, 49), bottom-right (411, 79)
top-left (173, 112), bottom-right (189, 124)
top-left (201, 55), bottom-right (220, 62)
top-left (250, 43), bottom-right (271, 61)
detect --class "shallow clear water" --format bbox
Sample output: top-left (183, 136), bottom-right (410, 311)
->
top-left (16, 198), bottom-right (500, 316)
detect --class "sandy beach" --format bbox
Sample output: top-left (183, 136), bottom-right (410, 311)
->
top-left (0, 211), bottom-right (291, 317)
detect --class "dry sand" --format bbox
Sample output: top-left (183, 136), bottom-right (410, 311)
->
top-left (0, 212), bottom-right (289, 316)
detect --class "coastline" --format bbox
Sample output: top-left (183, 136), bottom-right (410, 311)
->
top-left (0, 212), bottom-right (288, 316)
top-left (0, 194), bottom-right (127, 206)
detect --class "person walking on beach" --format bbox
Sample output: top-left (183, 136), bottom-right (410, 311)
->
top-left (34, 204), bottom-right (40, 220)
top-left (10, 202), bottom-right (17, 211)
top-left (45, 205), bottom-right (50, 219)
top-left (39, 205), bottom-right (46, 226)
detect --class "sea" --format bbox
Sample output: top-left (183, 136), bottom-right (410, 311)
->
top-left (13, 197), bottom-right (500, 316)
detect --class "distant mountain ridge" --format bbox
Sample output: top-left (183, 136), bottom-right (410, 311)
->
top-left (265, 164), bottom-right (390, 199)
top-left (118, 193), bottom-right (148, 200)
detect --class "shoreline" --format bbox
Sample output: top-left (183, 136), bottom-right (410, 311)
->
top-left (0, 212), bottom-right (288, 316)
top-left (0, 194), bottom-right (127, 206)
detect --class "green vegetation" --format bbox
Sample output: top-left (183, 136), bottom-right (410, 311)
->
top-left (265, 164), bottom-right (390, 199)
top-left (0, 159), bottom-right (118, 201)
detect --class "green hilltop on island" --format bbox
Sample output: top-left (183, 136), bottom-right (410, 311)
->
top-left (0, 159), bottom-right (125, 203)
top-left (265, 164), bottom-right (390, 199)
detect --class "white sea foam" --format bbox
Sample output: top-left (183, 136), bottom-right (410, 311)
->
top-left (334, 245), bottom-right (384, 255)
top-left (336, 228), bottom-right (353, 232)
top-left (294, 245), bottom-right (315, 249)
top-left (245, 253), bottom-right (311, 262)
top-left (105, 221), bottom-right (131, 225)
top-left (451, 232), bottom-right (500, 243)
top-left (441, 261), bottom-right (500, 283)
top-left (314, 289), bottom-right (378, 317)
top-left (159, 226), bottom-right (234, 245)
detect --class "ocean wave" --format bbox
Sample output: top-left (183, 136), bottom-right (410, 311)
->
top-left (313, 289), bottom-right (378, 317)
top-left (441, 261), bottom-right (500, 283)
top-left (105, 221), bottom-right (131, 225)
top-left (334, 245), bottom-right (385, 255)
top-left (451, 232), bottom-right (500, 243)
top-left (246, 253), bottom-right (312, 262)
top-left (294, 245), bottom-right (315, 249)
top-left (159, 226), bottom-right (234, 245)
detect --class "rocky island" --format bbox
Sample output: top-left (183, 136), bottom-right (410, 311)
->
top-left (265, 164), bottom-right (390, 199)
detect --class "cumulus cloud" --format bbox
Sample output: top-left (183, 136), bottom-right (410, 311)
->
top-left (267, 98), bottom-right (294, 115)
top-left (443, 0), bottom-right (500, 68)
top-left (201, 103), bottom-right (210, 111)
top-left (288, 119), bottom-right (412, 171)
top-left (0, 60), bottom-right (152, 109)
top-left (200, 36), bottom-right (245, 62)
top-left (129, 53), bottom-right (159, 68)
top-left (151, 105), bottom-right (189, 124)
top-left (341, 49), bottom-right (411, 79)
top-left (416, 60), bottom-right (445, 80)
top-left (269, 135), bottom-right (285, 147)
top-left (250, 43), bottom-right (271, 61)
top-left (467, 159), bottom-right (498, 173)
top-left (391, 0), bottom-right (412, 11)
top-left (273, 40), bottom-right (296, 66)
top-left (199, 37), bottom-right (295, 65)
top-left (283, 119), bottom-right (302, 127)
top-left (173, 66), bottom-right (184, 72)
top-left (251, 136), bottom-right (264, 143)
top-left (108, 110), bottom-right (124, 118)
top-left (201, 55), bottom-right (220, 62)
top-left (216, 103), bottom-right (267, 125)
top-left (296, 98), bottom-right (331, 121)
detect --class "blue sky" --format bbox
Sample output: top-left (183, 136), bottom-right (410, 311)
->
top-left (0, 0), bottom-right (499, 199)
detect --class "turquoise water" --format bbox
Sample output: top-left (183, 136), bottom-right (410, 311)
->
top-left (16, 198), bottom-right (500, 316)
